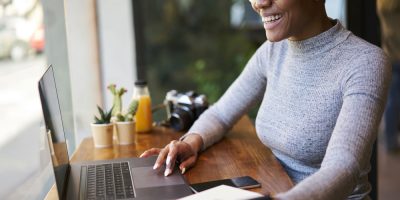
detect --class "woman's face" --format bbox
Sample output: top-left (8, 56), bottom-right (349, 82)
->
top-left (249, 0), bottom-right (323, 42)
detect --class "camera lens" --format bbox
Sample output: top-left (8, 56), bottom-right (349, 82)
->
top-left (170, 106), bottom-right (195, 131)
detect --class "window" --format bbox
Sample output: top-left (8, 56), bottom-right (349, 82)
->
top-left (0, 0), bottom-right (55, 199)
top-left (137, 0), bottom-right (265, 120)
top-left (325, 0), bottom-right (347, 27)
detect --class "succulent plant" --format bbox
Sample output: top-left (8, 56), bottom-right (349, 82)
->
top-left (107, 84), bottom-right (127, 117)
top-left (94, 105), bottom-right (113, 124)
top-left (115, 99), bottom-right (138, 122)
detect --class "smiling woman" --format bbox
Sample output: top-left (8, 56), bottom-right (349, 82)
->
top-left (249, 0), bottom-right (332, 41)
top-left (141, 0), bottom-right (390, 200)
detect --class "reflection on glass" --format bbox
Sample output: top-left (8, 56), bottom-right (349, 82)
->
top-left (46, 130), bottom-right (69, 167)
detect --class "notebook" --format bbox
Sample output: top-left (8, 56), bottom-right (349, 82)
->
top-left (38, 65), bottom-right (192, 200)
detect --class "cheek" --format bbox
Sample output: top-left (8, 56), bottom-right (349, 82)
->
top-left (274, 1), bottom-right (296, 31)
top-left (279, 5), bottom-right (305, 37)
top-left (275, 0), bottom-right (295, 11)
top-left (276, 1), bottom-right (304, 21)
top-left (283, 12), bottom-right (296, 33)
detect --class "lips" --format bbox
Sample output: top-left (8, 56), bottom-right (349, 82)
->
top-left (262, 14), bottom-right (283, 23)
top-left (261, 13), bottom-right (283, 30)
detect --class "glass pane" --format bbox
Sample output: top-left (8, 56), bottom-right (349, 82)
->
top-left (139, 0), bottom-right (265, 121)
top-left (325, 0), bottom-right (347, 27)
top-left (0, 0), bottom-right (55, 199)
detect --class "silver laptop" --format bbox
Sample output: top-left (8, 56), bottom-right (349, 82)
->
top-left (38, 65), bottom-right (193, 200)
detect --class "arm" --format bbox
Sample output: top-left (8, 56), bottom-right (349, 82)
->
top-left (182, 43), bottom-right (269, 150)
top-left (275, 51), bottom-right (391, 200)
top-left (142, 43), bottom-right (270, 175)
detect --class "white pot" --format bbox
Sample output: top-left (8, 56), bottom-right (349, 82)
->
top-left (91, 123), bottom-right (114, 148)
top-left (115, 121), bottom-right (136, 145)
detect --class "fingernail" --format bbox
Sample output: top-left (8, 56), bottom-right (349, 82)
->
top-left (181, 167), bottom-right (186, 175)
top-left (166, 156), bottom-right (171, 166)
top-left (139, 153), bottom-right (145, 158)
top-left (153, 163), bottom-right (159, 170)
top-left (164, 169), bottom-right (171, 177)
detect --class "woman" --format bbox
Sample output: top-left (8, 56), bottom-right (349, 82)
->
top-left (141, 0), bottom-right (390, 199)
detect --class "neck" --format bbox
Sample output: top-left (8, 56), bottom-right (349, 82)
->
top-left (287, 20), bottom-right (348, 56)
top-left (289, 7), bottom-right (333, 41)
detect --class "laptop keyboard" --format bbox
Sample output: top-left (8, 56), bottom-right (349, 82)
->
top-left (85, 162), bottom-right (135, 200)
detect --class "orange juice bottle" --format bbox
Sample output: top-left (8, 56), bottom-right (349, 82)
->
top-left (132, 80), bottom-right (153, 132)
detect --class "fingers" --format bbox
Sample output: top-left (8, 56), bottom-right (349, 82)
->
top-left (164, 142), bottom-right (178, 176)
top-left (179, 155), bottom-right (197, 174)
top-left (153, 147), bottom-right (169, 170)
top-left (139, 148), bottom-right (161, 158)
top-left (143, 140), bottom-right (198, 177)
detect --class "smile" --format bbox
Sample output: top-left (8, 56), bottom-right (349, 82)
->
top-left (262, 14), bottom-right (283, 24)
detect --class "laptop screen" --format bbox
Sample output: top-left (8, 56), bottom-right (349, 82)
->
top-left (38, 65), bottom-right (70, 198)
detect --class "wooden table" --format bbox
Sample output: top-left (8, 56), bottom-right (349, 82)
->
top-left (47, 116), bottom-right (293, 199)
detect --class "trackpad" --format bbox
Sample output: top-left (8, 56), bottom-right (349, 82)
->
top-left (132, 166), bottom-right (185, 189)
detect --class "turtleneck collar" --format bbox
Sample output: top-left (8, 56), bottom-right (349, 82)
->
top-left (286, 20), bottom-right (350, 56)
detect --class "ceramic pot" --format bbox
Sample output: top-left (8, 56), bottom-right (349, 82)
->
top-left (91, 123), bottom-right (114, 148)
top-left (115, 121), bottom-right (136, 145)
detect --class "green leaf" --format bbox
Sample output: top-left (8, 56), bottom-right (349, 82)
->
top-left (116, 113), bottom-right (125, 122)
top-left (126, 115), bottom-right (133, 122)
top-left (127, 100), bottom-right (138, 115)
top-left (97, 105), bottom-right (106, 120)
top-left (94, 116), bottom-right (101, 124)
top-left (94, 105), bottom-right (114, 124)
top-left (104, 106), bottom-right (114, 123)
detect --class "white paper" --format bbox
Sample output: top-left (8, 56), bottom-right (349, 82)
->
top-left (179, 185), bottom-right (263, 200)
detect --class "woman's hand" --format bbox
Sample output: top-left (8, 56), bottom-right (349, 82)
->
top-left (140, 134), bottom-right (203, 176)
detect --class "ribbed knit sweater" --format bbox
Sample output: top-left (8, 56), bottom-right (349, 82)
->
top-left (184, 21), bottom-right (391, 199)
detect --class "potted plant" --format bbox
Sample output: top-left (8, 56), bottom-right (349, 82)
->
top-left (115, 100), bottom-right (138, 145)
top-left (108, 84), bottom-right (138, 145)
top-left (108, 84), bottom-right (127, 140)
top-left (91, 105), bottom-right (114, 148)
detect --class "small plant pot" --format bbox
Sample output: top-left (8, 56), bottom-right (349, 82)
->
top-left (91, 123), bottom-right (114, 148)
top-left (116, 122), bottom-right (136, 145)
top-left (115, 121), bottom-right (136, 145)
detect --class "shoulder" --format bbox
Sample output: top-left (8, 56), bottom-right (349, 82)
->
top-left (340, 33), bottom-right (391, 96)
top-left (336, 32), bottom-right (390, 77)
top-left (343, 33), bottom-right (388, 66)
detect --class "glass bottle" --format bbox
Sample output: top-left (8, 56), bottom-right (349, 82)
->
top-left (132, 80), bottom-right (153, 132)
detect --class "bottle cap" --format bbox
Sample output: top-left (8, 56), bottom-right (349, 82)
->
top-left (135, 80), bottom-right (147, 86)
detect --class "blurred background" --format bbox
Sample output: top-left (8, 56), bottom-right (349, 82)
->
top-left (0, 0), bottom-right (398, 199)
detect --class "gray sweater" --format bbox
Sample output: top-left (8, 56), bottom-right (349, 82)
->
top-left (185, 22), bottom-right (391, 199)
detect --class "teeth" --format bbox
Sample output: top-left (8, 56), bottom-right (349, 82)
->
top-left (262, 14), bottom-right (282, 23)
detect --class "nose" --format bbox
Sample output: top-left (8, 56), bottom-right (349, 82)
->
top-left (249, 0), bottom-right (272, 12)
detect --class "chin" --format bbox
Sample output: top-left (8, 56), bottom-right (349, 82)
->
top-left (265, 32), bottom-right (284, 42)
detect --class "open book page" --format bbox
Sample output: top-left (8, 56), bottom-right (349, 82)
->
top-left (179, 185), bottom-right (263, 200)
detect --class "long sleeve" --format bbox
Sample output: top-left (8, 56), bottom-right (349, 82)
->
top-left (182, 43), bottom-right (268, 150)
top-left (275, 49), bottom-right (391, 200)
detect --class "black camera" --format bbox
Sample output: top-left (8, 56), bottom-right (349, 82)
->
top-left (164, 90), bottom-right (209, 131)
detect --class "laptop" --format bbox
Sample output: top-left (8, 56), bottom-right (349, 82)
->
top-left (38, 65), bottom-right (193, 200)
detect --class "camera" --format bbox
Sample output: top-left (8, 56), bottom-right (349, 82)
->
top-left (164, 90), bottom-right (209, 131)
